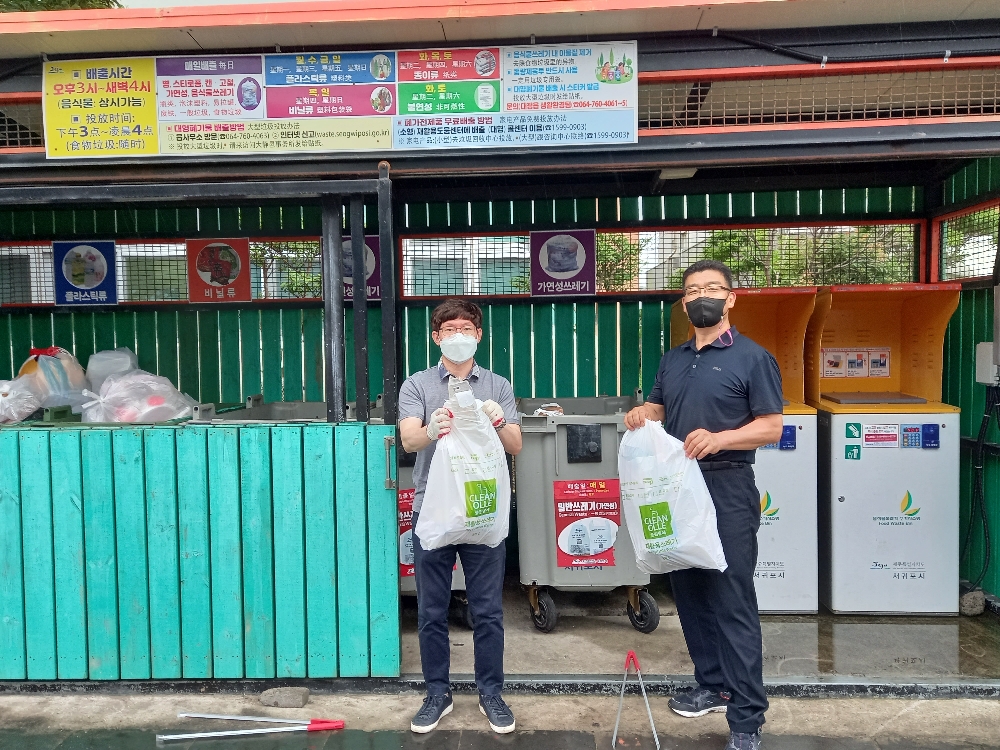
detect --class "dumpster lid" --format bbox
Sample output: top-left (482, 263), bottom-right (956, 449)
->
top-left (822, 391), bottom-right (927, 405)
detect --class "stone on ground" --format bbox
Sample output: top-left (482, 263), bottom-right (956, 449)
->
top-left (259, 687), bottom-right (310, 708)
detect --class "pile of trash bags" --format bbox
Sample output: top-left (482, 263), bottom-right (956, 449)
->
top-left (0, 345), bottom-right (195, 425)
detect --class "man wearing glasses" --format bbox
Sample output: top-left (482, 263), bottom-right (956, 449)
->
top-left (625, 260), bottom-right (783, 750)
top-left (398, 298), bottom-right (522, 736)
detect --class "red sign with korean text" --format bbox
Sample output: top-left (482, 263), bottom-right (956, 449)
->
top-left (398, 488), bottom-right (415, 577)
top-left (187, 238), bottom-right (252, 303)
top-left (397, 48), bottom-right (501, 82)
top-left (553, 479), bottom-right (620, 568)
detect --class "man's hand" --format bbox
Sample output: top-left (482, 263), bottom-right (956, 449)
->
top-left (480, 399), bottom-right (504, 427)
top-left (624, 402), bottom-right (665, 431)
top-left (683, 428), bottom-right (724, 460)
top-left (426, 407), bottom-right (453, 440)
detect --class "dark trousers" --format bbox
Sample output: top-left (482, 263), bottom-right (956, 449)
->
top-left (412, 511), bottom-right (506, 696)
top-left (670, 465), bottom-right (768, 734)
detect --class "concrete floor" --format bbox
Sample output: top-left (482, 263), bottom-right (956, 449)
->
top-left (3, 693), bottom-right (1000, 747)
top-left (401, 578), bottom-right (1000, 679)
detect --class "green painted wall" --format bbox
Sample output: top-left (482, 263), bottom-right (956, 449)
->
top-left (942, 157), bottom-right (1000, 208)
top-left (0, 422), bottom-right (399, 680)
top-left (943, 286), bottom-right (1000, 597)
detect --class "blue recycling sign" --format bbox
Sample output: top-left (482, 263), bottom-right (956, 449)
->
top-left (53, 241), bottom-right (117, 306)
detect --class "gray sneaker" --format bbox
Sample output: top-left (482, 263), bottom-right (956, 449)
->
top-left (479, 693), bottom-right (515, 734)
top-left (410, 693), bottom-right (453, 733)
top-left (725, 729), bottom-right (763, 750)
top-left (668, 686), bottom-right (730, 718)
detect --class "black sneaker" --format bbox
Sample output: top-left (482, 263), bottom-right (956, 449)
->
top-left (479, 693), bottom-right (516, 734)
top-left (725, 729), bottom-right (762, 750)
top-left (668, 686), bottom-right (730, 718)
top-left (410, 693), bottom-right (453, 734)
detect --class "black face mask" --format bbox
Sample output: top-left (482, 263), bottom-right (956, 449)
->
top-left (686, 296), bottom-right (728, 328)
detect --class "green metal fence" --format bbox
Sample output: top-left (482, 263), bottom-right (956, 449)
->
top-left (943, 286), bottom-right (1000, 598)
top-left (0, 422), bottom-right (399, 680)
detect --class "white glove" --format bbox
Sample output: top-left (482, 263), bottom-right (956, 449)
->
top-left (426, 407), bottom-right (452, 440)
top-left (480, 399), bottom-right (505, 427)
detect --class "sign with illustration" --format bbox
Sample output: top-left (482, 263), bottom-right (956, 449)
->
top-left (45, 42), bottom-right (637, 158)
top-left (53, 241), bottom-right (118, 306)
top-left (343, 235), bottom-right (381, 301)
top-left (529, 229), bottom-right (596, 296)
top-left (187, 238), bottom-right (252, 303)
top-left (553, 480), bottom-right (620, 568)
top-left (821, 347), bottom-right (891, 378)
top-left (398, 488), bottom-right (415, 578)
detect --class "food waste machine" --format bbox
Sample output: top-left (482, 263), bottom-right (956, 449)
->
top-left (805, 284), bottom-right (961, 614)
top-left (672, 288), bottom-right (819, 613)
top-left (515, 397), bottom-right (659, 634)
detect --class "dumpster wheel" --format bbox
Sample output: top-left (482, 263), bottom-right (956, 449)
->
top-left (528, 587), bottom-right (558, 633)
top-left (626, 589), bottom-right (660, 634)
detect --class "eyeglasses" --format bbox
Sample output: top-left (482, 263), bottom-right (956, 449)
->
top-left (683, 283), bottom-right (732, 300)
top-left (439, 324), bottom-right (478, 336)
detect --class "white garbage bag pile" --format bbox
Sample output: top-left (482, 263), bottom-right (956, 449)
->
top-left (415, 391), bottom-right (511, 550)
top-left (82, 369), bottom-right (197, 424)
top-left (86, 347), bottom-right (139, 393)
top-left (618, 420), bottom-right (728, 574)
top-left (0, 378), bottom-right (42, 424)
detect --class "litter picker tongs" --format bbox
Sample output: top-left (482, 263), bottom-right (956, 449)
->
top-left (611, 650), bottom-right (660, 750)
top-left (155, 712), bottom-right (345, 744)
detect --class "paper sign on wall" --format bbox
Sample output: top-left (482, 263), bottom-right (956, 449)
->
top-left (822, 347), bottom-right (891, 378)
top-left (187, 238), bottom-right (252, 303)
top-left (553, 479), bottom-right (620, 567)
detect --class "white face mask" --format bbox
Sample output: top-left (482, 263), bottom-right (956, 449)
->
top-left (439, 333), bottom-right (478, 364)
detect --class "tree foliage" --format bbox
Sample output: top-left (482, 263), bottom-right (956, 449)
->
top-left (1, 0), bottom-right (120, 10)
top-left (596, 232), bottom-right (645, 292)
top-left (249, 241), bottom-right (321, 299)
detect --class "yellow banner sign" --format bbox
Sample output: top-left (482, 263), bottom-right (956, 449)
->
top-left (158, 118), bottom-right (391, 154)
top-left (43, 57), bottom-right (159, 158)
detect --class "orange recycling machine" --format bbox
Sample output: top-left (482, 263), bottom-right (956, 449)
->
top-left (804, 284), bottom-right (961, 614)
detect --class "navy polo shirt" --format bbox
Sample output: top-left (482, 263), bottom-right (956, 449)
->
top-left (647, 327), bottom-right (784, 464)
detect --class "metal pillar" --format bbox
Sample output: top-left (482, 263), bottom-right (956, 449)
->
top-left (377, 161), bottom-right (398, 426)
top-left (322, 199), bottom-right (346, 423)
top-left (350, 197), bottom-right (369, 423)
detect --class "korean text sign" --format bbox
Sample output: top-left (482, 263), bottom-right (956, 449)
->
top-left (45, 43), bottom-right (637, 158)
top-left (187, 238), bottom-right (252, 303)
top-left (53, 241), bottom-right (118, 306)
top-left (530, 229), bottom-right (597, 297)
top-left (553, 479), bottom-right (620, 567)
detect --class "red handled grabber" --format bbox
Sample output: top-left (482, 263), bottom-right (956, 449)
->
top-left (611, 650), bottom-right (660, 750)
top-left (155, 713), bottom-right (345, 744)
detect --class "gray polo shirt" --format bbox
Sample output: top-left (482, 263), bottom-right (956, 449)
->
top-left (398, 360), bottom-right (520, 512)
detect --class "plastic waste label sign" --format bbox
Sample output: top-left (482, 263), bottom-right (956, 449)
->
top-left (53, 241), bottom-right (117, 306)
top-left (553, 479), bottom-right (619, 568)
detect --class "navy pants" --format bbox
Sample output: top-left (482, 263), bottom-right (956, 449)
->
top-left (670, 465), bottom-right (768, 734)
top-left (412, 511), bottom-right (506, 696)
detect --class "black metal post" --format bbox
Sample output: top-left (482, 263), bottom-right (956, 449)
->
top-left (322, 198), bottom-right (346, 423)
top-left (350, 197), bottom-right (369, 423)
top-left (377, 161), bottom-right (398, 426)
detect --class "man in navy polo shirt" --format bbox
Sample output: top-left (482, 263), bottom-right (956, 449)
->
top-left (625, 259), bottom-right (783, 750)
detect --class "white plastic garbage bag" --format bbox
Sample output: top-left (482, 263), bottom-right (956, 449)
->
top-left (414, 395), bottom-right (511, 550)
top-left (618, 421), bottom-right (728, 574)
top-left (82, 370), bottom-right (196, 423)
top-left (0, 377), bottom-right (42, 424)
top-left (18, 347), bottom-right (88, 410)
top-left (86, 347), bottom-right (138, 393)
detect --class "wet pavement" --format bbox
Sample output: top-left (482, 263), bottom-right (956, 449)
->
top-left (401, 579), bottom-right (1000, 681)
top-left (1, 729), bottom-right (998, 750)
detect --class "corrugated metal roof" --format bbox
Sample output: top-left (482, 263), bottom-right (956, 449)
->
top-left (0, 0), bottom-right (997, 58)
